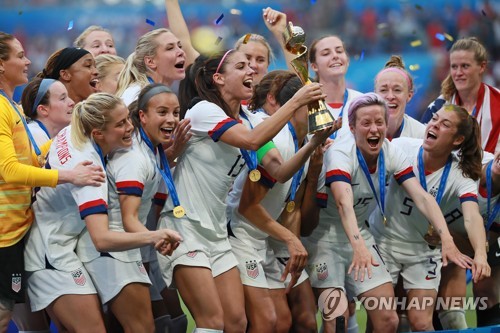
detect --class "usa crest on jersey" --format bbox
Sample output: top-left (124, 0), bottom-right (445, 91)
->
top-left (246, 260), bottom-right (259, 279)
top-left (316, 263), bottom-right (328, 281)
top-left (71, 268), bottom-right (87, 286)
top-left (137, 261), bottom-right (147, 275)
top-left (11, 273), bottom-right (21, 293)
top-left (186, 251), bottom-right (197, 258)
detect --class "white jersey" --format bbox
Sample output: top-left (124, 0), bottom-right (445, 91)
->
top-left (120, 83), bottom-right (142, 107)
top-left (398, 114), bottom-right (425, 139)
top-left (370, 137), bottom-right (478, 248)
top-left (77, 133), bottom-right (164, 263)
top-left (326, 89), bottom-right (363, 142)
top-left (161, 100), bottom-right (260, 238)
top-left (308, 136), bottom-right (414, 243)
top-left (27, 120), bottom-right (51, 147)
top-left (24, 126), bottom-right (108, 272)
top-left (446, 152), bottom-right (499, 236)
top-left (227, 118), bottom-right (308, 249)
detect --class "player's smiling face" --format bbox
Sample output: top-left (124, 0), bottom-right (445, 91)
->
top-left (214, 51), bottom-right (255, 101)
top-left (311, 36), bottom-right (349, 81)
top-left (102, 103), bottom-right (134, 151)
top-left (140, 92), bottom-right (180, 146)
top-left (351, 104), bottom-right (387, 163)
top-left (423, 108), bottom-right (464, 152)
top-left (375, 71), bottom-right (413, 123)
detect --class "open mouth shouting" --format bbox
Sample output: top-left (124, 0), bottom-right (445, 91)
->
top-left (90, 78), bottom-right (99, 91)
top-left (243, 78), bottom-right (253, 89)
top-left (160, 126), bottom-right (174, 139)
top-left (367, 136), bottom-right (381, 149)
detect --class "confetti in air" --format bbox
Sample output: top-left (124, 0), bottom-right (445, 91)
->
top-left (377, 23), bottom-right (388, 29)
top-left (243, 33), bottom-right (252, 44)
top-left (444, 33), bottom-right (454, 42)
top-left (409, 64), bottom-right (420, 71)
top-left (67, 20), bottom-right (74, 31)
top-left (481, 9), bottom-right (487, 16)
top-left (410, 40), bottom-right (422, 47)
top-left (146, 19), bottom-right (155, 27)
top-left (230, 9), bottom-right (242, 15)
top-left (215, 13), bottom-right (224, 25)
top-left (435, 33), bottom-right (445, 41)
top-left (215, 37), bottom-right (223, 45)
top-left (360, 51), bottom-right (365, 61)
top-left (311, 0), bottom-right (317, 4)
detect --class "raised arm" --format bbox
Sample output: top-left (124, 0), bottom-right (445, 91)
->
top-left (262, 7), bottom-right (296, 72)
top-left (164, 0), bottom-right (200, 67)
top-left (219, 83), bottom-right (326, 151)
top-left (330, 181), bottom-right (378, 282)
top-left (461, 201), bottom-right (491, 282)
top-left (300, 146), bottom-right (323, 236)
top-left (401, 177), bottom-right (473, 268)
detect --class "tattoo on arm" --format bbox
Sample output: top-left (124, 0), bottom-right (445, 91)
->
top-left (353, 234), bottom-right (360, 241)
top-left (437, 229), bottom-right (443, 234)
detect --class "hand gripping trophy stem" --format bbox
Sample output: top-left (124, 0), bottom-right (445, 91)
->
top-left (283, 22), bottom-right (335, 133)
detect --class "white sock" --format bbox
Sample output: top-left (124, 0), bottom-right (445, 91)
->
top-left (348, 313), bottom-right (359, 333)
top-left (171, 314), bottom-right (188, 333)
top-left (193, 329), bottom-right (223, 333)
top-left (155, 314), bottom-right (171, 333)
top-left (438, 308), bottom-right (468, 329)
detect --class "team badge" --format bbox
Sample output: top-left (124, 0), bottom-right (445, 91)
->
top-left (316, 263), bottom-right (328, 281)
top-left (71, 268), bottom-right (87, 286)
top-left (11, 274), bottom-right (21, 293)
top-left (186, 251), bottom-right (197, 258)
top-left (246, 260), bottom-right (259, 279)
top-left (137, 261), bottom-right (147, 275)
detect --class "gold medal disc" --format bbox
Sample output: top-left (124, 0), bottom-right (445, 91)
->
top-left (173, 206), bottom-right (185, 218)
top-left (286, 201), bottom-right (296, 212)
top-left (249, 169), bottom-right (261, 182)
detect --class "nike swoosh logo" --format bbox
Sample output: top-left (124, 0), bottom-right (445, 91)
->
top-left (496, 252), bottom-right (500, 258)
top-left (16, 120), bottom-right (21, 124)
top-left (425, 275), bottom-right (436, 280)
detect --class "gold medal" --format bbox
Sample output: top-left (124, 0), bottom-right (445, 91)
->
top-left (173, 206), bottom-right (185, 218)
top-left (383, 216), bottom-right (387, 226)
top-left (286, 201), bottom-right (296, 212)
top-left (37, 154), bottom-right (46, 167)
top-left (249, 169), bottom-right (261, 182)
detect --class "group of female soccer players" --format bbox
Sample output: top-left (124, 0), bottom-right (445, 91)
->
top-left (0, 1), bottom-right (498, 333)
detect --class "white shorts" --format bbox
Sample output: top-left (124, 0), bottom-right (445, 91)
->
top-left (83, 256), bottom-right (151, 304)
top-left (157, 215), bottom-right (238, 287)
top-left (230, 236), bottom-right (308, 289)
top-left (303, 237), bottom-right (392, 298)
top-left (377, 242), bottom-right (442, 291)
top-left (27, 267), bottom-right (97, 312)
top-left (148, 254), bottom-right (167, 301)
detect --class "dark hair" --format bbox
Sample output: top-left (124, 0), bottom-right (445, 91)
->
top-left (0, 32), bottom-right (15, 62)
top-left (248, 70), bottom-right (302, 111)
top-left (195, 50), bottom-right (235, 117)
top-left (443, 104), bottom-right (482, 180)
top-left (131, 83), bottom-right (174, 130)
top-left (178, 55), bottom-right (207, 119)
top-left (38, 47), bottom-right (90, 80)
top-left (21, 78), bottom-right (51, 119)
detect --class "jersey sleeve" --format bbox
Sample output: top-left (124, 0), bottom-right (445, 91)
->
top-left (315, 167), bottom-right (328, 208)
top-left (0, 98), bottom-right (58, 187)
top-left (188, 101), bottom-right (240, 142)
top-left (388, 140), bottom-right (416, 185)
top-left (152, 178), bottom-right (168, 207)
top-left (109, 149), bottom-right (147, 197)
top-left (324, 146), bottom-right (352, 186)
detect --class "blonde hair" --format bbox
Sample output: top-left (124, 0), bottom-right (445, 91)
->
top-left (95, 54), bottom-right (125, 81)
top-left (441, 37), bottom-right (488, 100)
top-left (74, 25), bottom-right (113, 48)
top-left (115, 28), bottom-right (171, 97)
top-left (71, 93), bottom-right (123, 148)
top-left (234, 33), bottom-right (274, 64)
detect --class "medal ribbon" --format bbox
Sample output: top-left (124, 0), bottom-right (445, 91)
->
top-left (330, 89), bottom-right (348, 140)
top-left (287, 121), bottom-right (305, 203)
top-left (139, 127), bottom-right (181, 209)
top-left (238, 111), bottom-right (258, 172)
top-left (417, 146), bottom-right (452, 205)
top-left (356, 148), bottom-right (386, 220)
top-left (0, 90), bottom-right (42, 156)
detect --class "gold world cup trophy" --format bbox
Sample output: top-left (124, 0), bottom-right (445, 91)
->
top-left (283, 22), bottom-right (335, 133)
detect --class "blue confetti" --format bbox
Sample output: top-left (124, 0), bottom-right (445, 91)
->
top-left (360, 51), bottom-right (364, 61)
top-left (67, 20), bottom-right (73, 31)
top-left (215, 13), bottom-right (224, 25)
top-left (435, 33), bottom-right (445, 41)
top-left (146, 18), bottom-right (155, 27)
top-left (482, 9), bottom-right (487, 16)
top-left (311, 0), bottom-right (317, 3)
top-left (215, 36), bottom-right (223, 45)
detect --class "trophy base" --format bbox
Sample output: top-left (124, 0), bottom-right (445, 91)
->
top-left (308, 110), bottom-right (335, 134)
